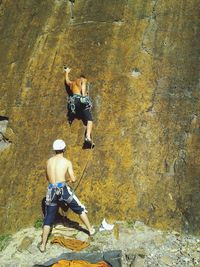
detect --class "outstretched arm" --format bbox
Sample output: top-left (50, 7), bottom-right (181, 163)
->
top-left (67, 161), bottom-right (76, 183)
top-left (64, 67), bottom-right (73, 86)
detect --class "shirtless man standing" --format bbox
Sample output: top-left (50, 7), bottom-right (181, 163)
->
top-left (64, 67), bottom-right (94, 147)
top-left (39, 139), bottom-right (95, 252)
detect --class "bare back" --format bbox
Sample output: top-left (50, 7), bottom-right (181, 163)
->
top-left (46, 155), bottom-right (75, 184)
top-left (70, 78), bottom-right (87, 96)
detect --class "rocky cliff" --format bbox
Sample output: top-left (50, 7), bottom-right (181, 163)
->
top-left (0, 0), bottom-right (199, 233)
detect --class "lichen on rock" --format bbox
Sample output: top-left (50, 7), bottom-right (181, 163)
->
top-left (0, 0), bottom-right (199, 234)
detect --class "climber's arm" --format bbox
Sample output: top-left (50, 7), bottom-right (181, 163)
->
top-left (67, 161), bottom-right (76, 183)
top-left (64, 67), bottom-right (73, 86)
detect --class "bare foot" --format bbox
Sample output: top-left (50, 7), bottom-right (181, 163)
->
top-left (89, 228), bottom-right (96, 236)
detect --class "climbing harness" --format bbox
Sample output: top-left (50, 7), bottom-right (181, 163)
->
top-left (67, 94), bottom-right (93, 114)
top-left (67, 79), bottom-right (93, 114)
top-left (68, 95), bottom-right (76, 114)
top-left (46, 182), bottom-right (74, 206)
top-left (80, 95), bottom-right (93, 110)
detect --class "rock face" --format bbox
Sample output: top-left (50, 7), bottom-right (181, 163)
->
top-left (0, 0), bottom-right (199, 233)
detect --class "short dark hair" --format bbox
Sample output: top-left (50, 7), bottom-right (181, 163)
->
top-left (80, 74), bottom-right (86, 79)
top-left (55, 149), bottom-right (65, 154)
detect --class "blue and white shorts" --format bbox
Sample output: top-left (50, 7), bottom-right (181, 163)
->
top-left (44, 182), bottom-right (87, 226)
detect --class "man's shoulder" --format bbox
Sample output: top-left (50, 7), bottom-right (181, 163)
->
top-left (47, 157), bottom-right (53, 163)
top-left (47, 156), bottom-right (69, 162)
top-left (47, 156), bottom-right (71, 165)
top-left (47, 155), bottom-right (57, 161)
top-left (62, 157), bottom-right (72, 165)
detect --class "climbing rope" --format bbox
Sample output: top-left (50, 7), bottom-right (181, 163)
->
top-left (69, 0), bottom-right (75, 19)
top-left (73, 149), bottom-right (93, 193)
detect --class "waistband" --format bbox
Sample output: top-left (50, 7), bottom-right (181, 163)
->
top-left (72, 94), bottom-right (82, 98)
top-left (48, 182), bottom-right (66, 189)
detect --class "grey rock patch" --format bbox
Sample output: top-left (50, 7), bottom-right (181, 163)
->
top-left (160, 255), bottom-right (174, 266)
top-left (132, 255), bottom-right (145, 267)
top-left (0, 117), bottom-right (11, 151)
top-left (0, 118), bottom-right (8, 134)
top-left (51, 226), bottom-right (78, 238)
top-left (0, 137), bottom-right (11, 152)
top-left (131, 68), bottom-right (141, 78)
top-left (76, 230), bottom-right (89, 242)
top-left (17, 236), bottom-right (34, 252)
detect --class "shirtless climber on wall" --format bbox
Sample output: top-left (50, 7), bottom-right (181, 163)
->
top-left (64, 67), bottom-right (94, 148)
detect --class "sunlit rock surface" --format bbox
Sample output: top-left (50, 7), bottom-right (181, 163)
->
top-left (0, 0), bottom-right (199, 233)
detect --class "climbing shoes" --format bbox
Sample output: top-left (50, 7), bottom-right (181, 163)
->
top-left (83, 138), bottom-right (95, 149)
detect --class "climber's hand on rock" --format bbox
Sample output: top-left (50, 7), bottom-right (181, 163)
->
top-left (64, 66), bottom-right (71, 73)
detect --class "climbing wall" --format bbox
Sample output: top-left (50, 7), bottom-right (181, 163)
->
top-left (0, 0), bottom-right (199, 233)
